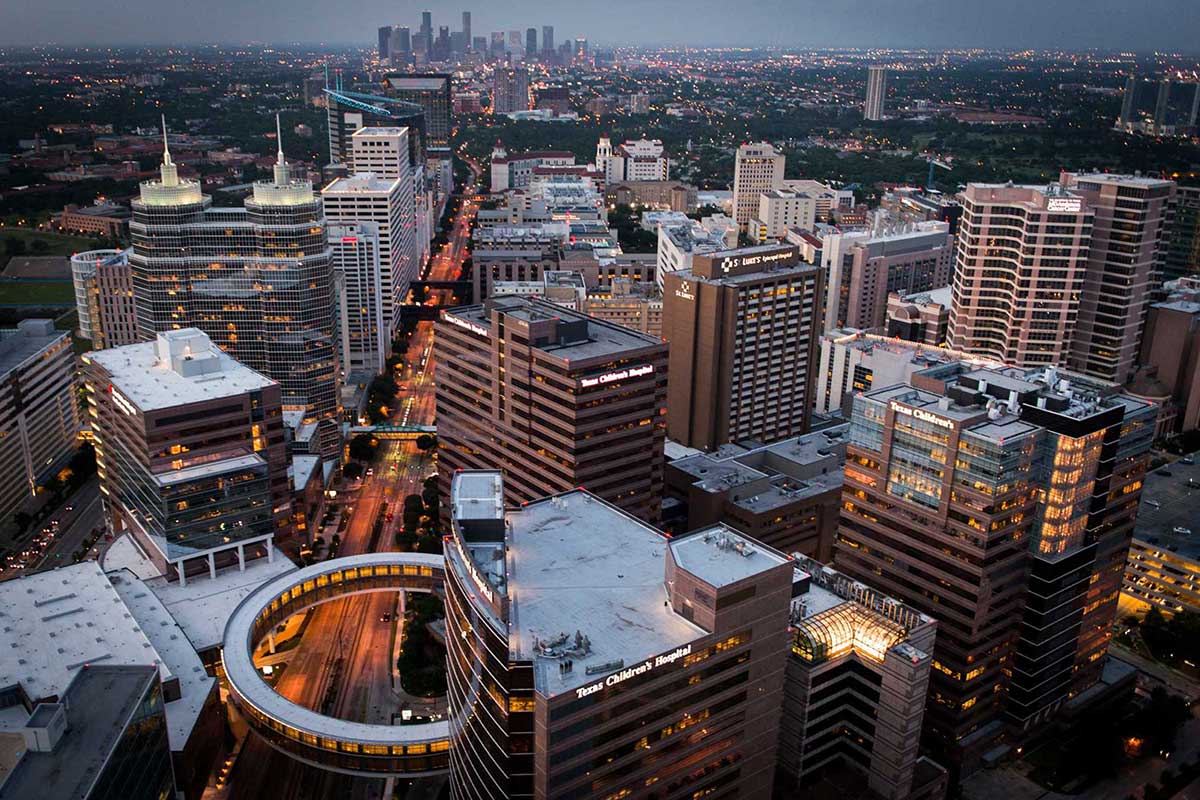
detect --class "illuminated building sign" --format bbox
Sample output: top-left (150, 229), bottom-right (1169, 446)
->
top-left (442, 312), bottom-right (489, 338)
top-left (579, 364), bottom-right (653, 388)
top-left (453, 535), bottom-right (496, 604)
top-left (574, 644), bottom-right (693, 699)
top-left (700, 245), bottom-right (798, 278)
top-left (889, 400), bottom-right (955, 431)
top-left (1046, 197), bottom-right (1082, 213)
top-left (674, 282), bottom-right (695, 301)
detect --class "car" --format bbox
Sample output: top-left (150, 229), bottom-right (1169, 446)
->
top-left (1157, 470), bottom-right (1174, 477)
top-left (366, 468), bottom-right (374, 476)
top-left (64, 505), bottom-right (73, 512)
top-left (1145, 499), bottom-right (1162, 508)
top-left (1183, 457), bottom-right (1196, 465)
top-left (1173, 527), bottom-right (1192, 535)
top-left (380, 613), bottom-right (392, 623)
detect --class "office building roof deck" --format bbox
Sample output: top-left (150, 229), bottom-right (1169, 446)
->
top-left (321, 172), bottom-right (401, 193)
top-left (0, 664), bottom-right (160, 800)
top-left (444, 298), bottom-right (663, 363)
top-left (86, 328), bottom-right (275, 412)
top-left (669, 527), bottom-right (790, 588)
top-left (504, 491), bottom-right (707, 697)
top-left (0, 320), bottom-right (67, 377)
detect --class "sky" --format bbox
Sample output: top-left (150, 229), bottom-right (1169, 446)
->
top-left (1, 0), bottom-right (1198, 52)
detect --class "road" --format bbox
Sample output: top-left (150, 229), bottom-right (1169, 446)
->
top-left (0, 478), bottom-right (104, 581)
top-left (226, 165), bottom-right (479, 800)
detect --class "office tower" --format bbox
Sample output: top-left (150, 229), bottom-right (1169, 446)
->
top-left (821, 217), bottom-right (953, 331)
top-left (70, 248), bottom-right (138, 349)
top-left (381, 73), bottom-right (452, 148)
top-left (655, 214), bottom-right (739, 289)
top-left (575, 38), bottom-right (589, 58)
top-left (1162, 185), bottom-right (1200, 281)
top-left (472, 35), bottom-right (487, 54)
top-left (948, 183), bottom-right (1094, 368)
top-left (0, 665), bottom-right (174, 800)
top-left (329, 222), bottom-right (385, 376)
top-left (450, 30), bottom-right (465, 55)
top-left (446, 470), bottom-right (793, 799)
top-left (780, 555), bottom-right (944, 800)
top-left (732, 142), bottom-right (785, 230)
top-left (1065, 173), bottom-right (1175, 385)
top-left (492, 65), bottom-right (530, 114)
top-left (663, 244), bottom-right (823, 451)
top-left (461, 10), bottom-right (471, 47)
top-left (781, 178), bottom-right (855, 222)
top-left (83, 329), bottom-right (292, 577)
top-left (541, 25), bottom-right (554, 53)
top-left (419, 10), bottom-right (433, 54)
top-left (748, 189), bottom-right (816, 242)
top-left (834, 364), bottom-right (1156, 771)
top-left (377, 25), bottom-right (391, 60)
top-left (596, 136), bottom-right (669, 182)
top-left (508, 30), bottom-right (524, 54)
top-left (435, 297), bottom-right (668, 522)
top-left (525, 27), bottom-right (537, 56)
top-left (0, 319), bottom-right (78, 524)
top-left (324, 87), bottom-right (426, 166)
top-left (391, 26), bottom-right (412, 61)
top-left (434, 26), bottom-right (450, 59)
top-left (864, 65), bottom-right (887, 120)
top-left (130, 120), bottom-right (340, 460)
top-left (1117, 75), bottom-right (1200, 136)
top-left (490, 31), bottom-right (505, 57)
top-left (323, 141), bottom-right (413, 339)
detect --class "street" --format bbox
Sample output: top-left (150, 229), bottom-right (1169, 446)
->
top-left (225, 165), bottom-right (479, 800)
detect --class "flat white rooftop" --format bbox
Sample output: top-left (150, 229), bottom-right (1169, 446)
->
top-left (505, 492), bottom-right (706, 698)
top-left (669, 526), bottom-right (790, 588)
top-left (87, 331), bottom-right (275, 412)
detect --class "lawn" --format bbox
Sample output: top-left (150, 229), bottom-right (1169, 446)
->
top-left (0, 280), bottom-right (75, 306)
top-left (1, 228), bottom-right (99, 258)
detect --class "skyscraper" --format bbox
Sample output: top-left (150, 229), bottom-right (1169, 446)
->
top-left (525, 27), bottom-right (537, 56)
top-left (541, 25), bottom-right (554, 53)
top-left (489, 31), bottom-right (505, 57)
top-left (508, 30), bottom-right (524, 55)
top-left (391, 26), bottom-right (412, 61)
top-left (419, 10), bottom-right (433, 55)
top-left (129, 119), bottom-right (340, 459)
top-left (834, 363), bottom-right (1156, 772)
top-left (70, 248), bottom-right (139, 349)
top-left (381, 74), bottom-right (452, 149)
top-left (329, 222), bottom-right (385, 377)
top-left (377, 26), bottom-right (391, 60)
top-left (948, 183), bottom-right (1094, 368)
top-left (435, 297), bottom-right (669, 523)
top-left (461, 10), bottom-right (471, 48)
top-left (732, 142), bottom-right (785, 230)
top-left (663, 244), bottom-right (823, 451)
top-left (324, 87), bottom-right (426, 166)
top-left (864, 65), bottom-right (888, 121)
top-left (491, 66), bottom-right (530, 114)
top-left (1064, 173), bottom-right (1175, 385)
top-left (1162, 184), bottom-right (1200, 281)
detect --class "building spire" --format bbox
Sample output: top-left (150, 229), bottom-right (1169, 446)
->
top-left (273, 113), bottom-right (290, 185)
top-left (159, 114), bottom-right (179, 187)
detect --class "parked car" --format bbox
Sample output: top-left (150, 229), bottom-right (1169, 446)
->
top-left (1173, 526), bottom-right (1192, 535)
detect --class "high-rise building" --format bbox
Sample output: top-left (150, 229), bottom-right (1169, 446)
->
top-left (596, 136), bottom-right (669, 182)
top-left (1162, 184), bottom-right (1200, 281)
top-left (948, 183), bottom-right (1094, 368)
top-left (489, 31), bottom-right (506, 57)
top-left (864, 65), bottom-right (888, 121)
top-left (492, 65), bottom-right (530, 114)
top-left (525, 27), bottom-right (537, 56)
top-left (70, 248), bottom-right (139, 349)
top-left (445, 470), bottom-right (794, 799)
top-left (0, 319), bottom-right (78, 524)
top-left (324, 86), bottom-right (426, 166)
top-left (748, 189), bottom-right (817, 243)
top-left (835, 363), bottom-right (1156, 772)
top-left (655, 214), bottom-right (739, 290)
top-left (129, 121), bottom-right (340, 460)
top-left (508, 29), bottom-right (524, 55)
top-left (377, 25), bottom-right (391, 60)
top-left (435, 297), bottom-right (669, 523)
top-left (732, 142), bottom-right (785, 230)
top-left (419, 10), bottom-right (433, 55)
top-left (391, 26), bottom-right (412, 61)
top-left (1116, 75), bottom-right (1200, 136)
top-left (1064, 173), bottom-right (1175, 385)
top-left (663, 244), bottom-right (823, 451)
top-left (381, 74), bottom-right (452, 148)
top-left (541, 25), bottom-right (555, 53)
top-left (472, 35), bottom-right (487, 54)
top-left (821, 217), bottom-right (953, 332)
top-left (83, 329), bottom-right (292, 578)
top-left (329, 221), bottom-right (385, 376)
top-left (461, 11), bottom-right (471, 48)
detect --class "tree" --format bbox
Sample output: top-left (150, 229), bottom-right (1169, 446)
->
top-left (415, 434), bottom-right (437, 452)
top-left (348, 434), bottom-right (378, 462)
top-left (4, 236), bottom-right (27, 258)
top-left (342, 462), bottom-right (363, 480)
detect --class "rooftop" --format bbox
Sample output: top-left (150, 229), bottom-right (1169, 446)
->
top-left (669, 527), bottom-right (791, 588)
top-left (322, 172), bottom-right (400, 194)
top-left (0, 320), bottom-right (68, 378)
top-left (86, 329), bottom-right (275, 412)
top-left (0, 665), bottom-right (160, 800)
top-left (502, 491), bottom-right (706, 696)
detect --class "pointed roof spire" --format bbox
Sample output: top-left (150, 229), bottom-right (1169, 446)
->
top-left (275, 113), bottom-right (285, 165)
top-left (272, 113), bottom-right (290, 186)
top-left (159, 114), bottom-right (179, 187)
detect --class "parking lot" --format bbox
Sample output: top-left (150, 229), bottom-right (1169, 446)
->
top-left (1135, 458), bottom-right (1200, 559)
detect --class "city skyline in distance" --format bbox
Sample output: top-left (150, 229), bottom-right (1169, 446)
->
top-left (1, 0), bottom-right (1199, 52)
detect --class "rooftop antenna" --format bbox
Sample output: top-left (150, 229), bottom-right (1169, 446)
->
top-left (273, 113), bottom-right (290, 185)
top-left (159, 114), bottom-right (179, 187)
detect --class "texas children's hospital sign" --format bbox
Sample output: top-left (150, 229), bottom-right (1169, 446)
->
top-left (573, 645), bottom-right (693, 699)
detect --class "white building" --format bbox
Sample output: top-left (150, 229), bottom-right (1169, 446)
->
top-left (782, 179), bottom-right (856, 221)
top-left (732, 142), bottom-right (785, 230)
top-left (329, 222), bottom-right (386, 376)
top-left (749, 189), bottom-right (817, 242)
top-left (865, 66), bottom-right (887, 121)
top-left (655, 215), bottom-right (738, 290)
top-left (596, 136), bottom-right (669, 182)
top-left (489, 143), bottom-right (576, 192)
top-left (321, 173), bottom-right (408, 338)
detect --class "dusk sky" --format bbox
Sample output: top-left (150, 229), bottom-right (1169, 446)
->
top-left (1, 0), bottom-right (1199, 51)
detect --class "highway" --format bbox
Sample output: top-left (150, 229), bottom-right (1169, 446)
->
top-left (226, 164), bottom-right (479, 800)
